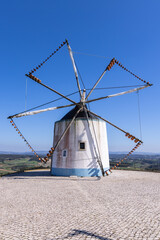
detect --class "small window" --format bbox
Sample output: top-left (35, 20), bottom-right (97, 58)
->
top-left (79, 142), bottom-right (85, 150)
top-left (62, 150), bottom-right (67, 157)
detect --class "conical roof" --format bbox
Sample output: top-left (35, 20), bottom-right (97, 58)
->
top-left (60, 104), bottom-right (98, 120)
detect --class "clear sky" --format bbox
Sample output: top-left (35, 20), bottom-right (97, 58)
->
top-left (0, 0), bottom-right (160, 153)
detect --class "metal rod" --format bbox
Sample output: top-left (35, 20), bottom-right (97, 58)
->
top-left (53, 107), bottom-right (83, 151)
top-left (66, 39), bottom-right (82, 98)
top-left (84, 84), bottom-right (144, 91)
top-left (85, 85), bottom-right (149, 104)
top-left (25, 74), bottom-right (77, 105)
top-left (72, 51), bottom-right (111, 59)
top-left (84, 107), bottom-right (105, 176)
top-left (25, 77), bottom-right (27, 111)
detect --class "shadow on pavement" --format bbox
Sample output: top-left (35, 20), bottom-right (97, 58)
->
top-left (3, 169), bottom-right (51, 178)
top-left (65, 229), bottom-right (112, 240)
top-left (2, 170), bottom-right (101, 181)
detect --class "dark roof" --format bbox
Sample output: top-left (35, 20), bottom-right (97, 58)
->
top-left (60, 105), bottom-right (98, 120)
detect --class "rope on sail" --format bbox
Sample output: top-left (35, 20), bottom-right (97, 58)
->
top-left (9, 119), bottom-right (44, 162)
top-left (28, 40), bottom-right (67, 75)
top-left (114, 59), bottom-right (152, 86)
top-left (9, 119), bottom-right (55, 163)
top-left (108, 141), bottom-right (142, 174)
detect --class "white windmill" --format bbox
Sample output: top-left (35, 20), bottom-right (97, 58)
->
top-left (8, 39), bottom-right (152, 177)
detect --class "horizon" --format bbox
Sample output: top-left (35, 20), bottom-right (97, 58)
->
top-left (1, 150), bottom-right (160, 156)
top-left (1, 0), bottom-right (160, 153)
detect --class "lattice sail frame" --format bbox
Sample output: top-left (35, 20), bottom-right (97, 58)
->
top-left (8, 39), bottom-right (152, 173)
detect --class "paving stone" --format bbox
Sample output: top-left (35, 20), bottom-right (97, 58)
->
top-left (0, 170), bottom-right (160, 240)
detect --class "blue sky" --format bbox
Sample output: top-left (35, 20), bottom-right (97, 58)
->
top-left (0, 0), bottom-right (160, 153)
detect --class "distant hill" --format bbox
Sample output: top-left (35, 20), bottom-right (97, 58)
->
top-left (0, 153), bottom-right (159, 176)
top-left (0, 153), bottom-right (50, 176)
top-left (109, 152), bottom-right (160, 155)
top-left (0, 151), bottom-right (48, 155)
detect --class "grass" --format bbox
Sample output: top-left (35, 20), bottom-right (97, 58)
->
top-left (110, 154), bottom-right (160, 172)
top-left (0, 153), bottom-right (160, 177)
top-left (0, 154), bottom-right (50, 177)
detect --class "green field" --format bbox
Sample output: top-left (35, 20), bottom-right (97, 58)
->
top-left (0, 153), bottom-right (160, 177)
top-left (109, 153), bottom-right (160, 172)
top-left (0, 154), bottom-right (50, 176)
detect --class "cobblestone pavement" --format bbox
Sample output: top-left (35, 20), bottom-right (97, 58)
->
top-left (0, 170), bottom-right (160, 240)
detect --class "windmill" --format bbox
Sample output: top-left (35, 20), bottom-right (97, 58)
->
top-left (8, 39), bottom-right (152, 177)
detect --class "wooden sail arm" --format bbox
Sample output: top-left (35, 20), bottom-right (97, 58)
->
top-left (85, 85), bottom-right (150, 104)
top-left (8, 103), bottom-right (76, 119)
top-left (53, 107), bottom-right (83, 152)
top-left (40, 107), bottom-right (83, 162)
top-left (86, 109), bottom-right (143, 144)
top-left (108, 141), bottom-right (142, 173)
top-left (66, 39), bottom-right (82, 98)
top-left (85, 58), bottom-right (115, 101)
top-left (83, 107), bottom-right (105, 176)
top-left (25, 74), bottom-right (77, 105)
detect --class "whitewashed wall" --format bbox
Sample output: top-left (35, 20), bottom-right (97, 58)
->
top-left (51, 119), bottom-right (110, 176)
